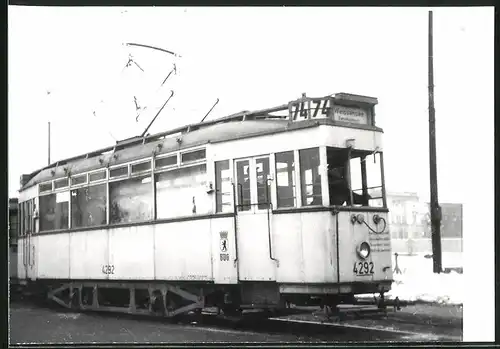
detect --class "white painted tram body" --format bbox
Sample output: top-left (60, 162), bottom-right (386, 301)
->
top-left (15, 92), bottom-right (393, 315)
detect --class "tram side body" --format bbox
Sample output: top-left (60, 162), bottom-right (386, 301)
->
top-left (9, 199), bottom-right (19, 283)
top-left (16, 123), bottom-right (393, 310)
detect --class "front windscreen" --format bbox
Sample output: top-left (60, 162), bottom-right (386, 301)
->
top-left (327, 147), bottom-right (384, 207)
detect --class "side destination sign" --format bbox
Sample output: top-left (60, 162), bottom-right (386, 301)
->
top-left (333, 105), bottom-right (369, 125)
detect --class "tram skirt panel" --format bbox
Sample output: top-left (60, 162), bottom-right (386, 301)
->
top-left (107, 226), bottom-right (155, 281)
top-left (37, 233), bottom-right (70, 279)
top-left (69, 229), bottom-right (110, 280)
top-left (154, 220), bottom-right (213, 282)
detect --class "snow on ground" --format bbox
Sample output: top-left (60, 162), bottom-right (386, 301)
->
top-left (387, 252), bottom-right (463, 305)
top-left (359, 252), bottom-right (463, 305)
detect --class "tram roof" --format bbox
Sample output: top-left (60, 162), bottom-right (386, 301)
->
top-left (20, 93), bottom-right (381, 191)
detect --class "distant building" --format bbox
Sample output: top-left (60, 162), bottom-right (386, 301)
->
top-left (386, 192), bottom-right (422, 240)
top-left (420, 202), bottom-right (463, 239)
top-left (386, 192), bottom-right (463, 254)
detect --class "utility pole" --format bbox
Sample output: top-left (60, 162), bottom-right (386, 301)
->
top-left (48, 121), bottom-right (51, 165)
top-left (428, 10), bottom-right (442, 274)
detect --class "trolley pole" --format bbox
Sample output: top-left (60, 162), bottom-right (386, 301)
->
top-left (48, 121), bottom-right (51, 165)
top-left (428, 10), bottom-right (442, 274)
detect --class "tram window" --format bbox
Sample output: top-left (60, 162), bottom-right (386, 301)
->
top-left (89, 171), bottom-right (106, 182)
top-left (24, 201), bottom-right (30, 235)
top-left (22, 203), bottom-right (25, 236)
top-left (365, 152), bottom-right (383, 207)
top-left (329, 147), bottom-right (384, 207)
top-left (275, 151), bottom-right (296, 208)
top-left (155, 155), bottom-right (177, 169)
top-left (39, 192), bottom-right (69, 231)
top-left (131, 161), bottom-right (152, 174)
top-left (256, 158), bottom-right (271, 210)
top-left (71, 184), bottom-right (107, 228)
top-left (29, 199), bottom-right (34, 233)
top-left (215, 161), bottom-right (232, 213)
top-left (236, 160), bottom-right (251, 211)
top-left (155, 164), bottom-right (210, 219)
top-left (299, 148), bottom-right (322, 206)
top-left (110, 175), bottom-right (153, 224)
top-left (71, 174), bottom-right (87, 186)
top-left (181, 149), bottom-right (206, 164)
top-left (39, 182), bottom-right (52, 193)
top-left (18, 204), bottom-right (23, 236)
top-left (22, 201), bottom-right (32, 234)
top-left (110, 166), bottom-right (128, 178)
top-left (54, 178), bottom-right (69, 189)
top-left (9, 209), bottom-right (18, 241)
top-left (348, 156), bottom-right (365, 207)
top-left (327, 147), bottom-right (351, 206)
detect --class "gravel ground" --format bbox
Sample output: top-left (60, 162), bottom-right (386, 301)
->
top-left (9, 301), bottom-right (407, 344)
top-left (8, 301), bottom-right (312, 344)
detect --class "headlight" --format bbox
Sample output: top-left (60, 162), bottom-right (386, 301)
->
top-left (357, 242), bottom-right (371, 259)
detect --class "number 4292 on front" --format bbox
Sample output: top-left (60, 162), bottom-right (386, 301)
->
top-left (353, 261), bottom-right (374, 276)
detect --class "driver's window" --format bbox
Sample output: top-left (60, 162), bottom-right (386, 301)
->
top-left (349, 157), bottom-right (363, 206)
top-left (348, 150), bottom-right (384, 207)
top-left (365, 152), bottom-right (384, 207)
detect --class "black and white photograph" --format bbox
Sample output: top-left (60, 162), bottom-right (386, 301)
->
top-left (7, 6), bottom-right (494, 345)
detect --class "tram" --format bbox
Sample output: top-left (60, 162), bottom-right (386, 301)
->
top-left (15, 92), bottom-right (393, 317)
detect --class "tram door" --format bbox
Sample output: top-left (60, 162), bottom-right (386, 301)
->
top-left (234, 156), bottom-right (276, 281)
top-left (23, 199), bottom-right (37, 281)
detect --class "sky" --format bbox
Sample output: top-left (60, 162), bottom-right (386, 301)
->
top-left (8, 6), bottom-right (493, 204)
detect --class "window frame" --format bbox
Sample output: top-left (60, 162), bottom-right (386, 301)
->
top-left (234, 158), bottom-right (253, 212)
top-left (70, 173), bottom-right (88, 187)
top-left (54, 178), bottom-right (69, 190)
top-left (254, 155), bottom-right (272, 210)
top-left (214, 160), bottom-right (233, 214)
top-left (30, 152), bottom-right (207, 232)
top-left (39, 181), bottom-right (53, 193)
top-left (180, 147), bottom-right (207, 166)
top-left (155, 152), bottom-right (179, 171)
top-left (298, 147), bottom-right (323, 207)
top-left (109, 173), bottom-right (155, 225)
top-left (108, 164), bottom-right (129, 181)
top-left (154, 162), bottom-right (209, 220)
top-left (38, 191), bottom-right (70, 232)
top-left (274, 150), bottom-right (297, 209)
top-left (327, 146), bottom-right (387, 209)
top-left (130, 159), bottom-right (153, 177)
top-left (70, 182), bottom-right (108, 229)
top-left (88, 169), bottom-right (108, 183)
